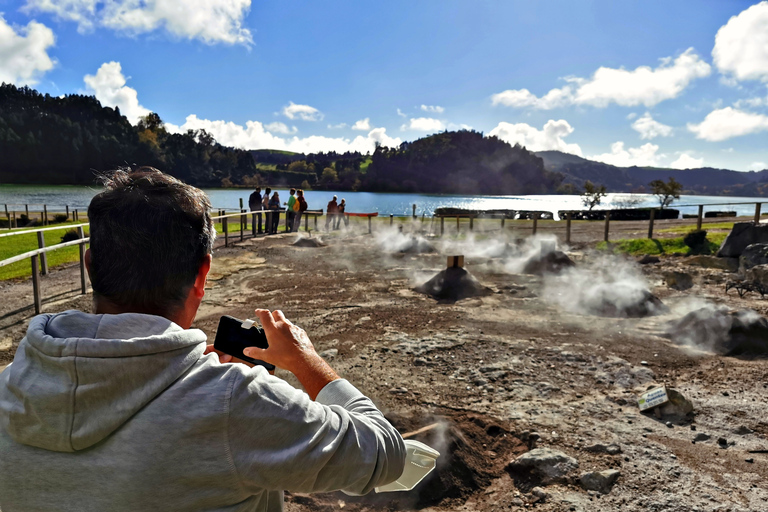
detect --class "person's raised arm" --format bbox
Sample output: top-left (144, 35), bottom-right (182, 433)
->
top-left (243, 309), bottom-right (338, 400)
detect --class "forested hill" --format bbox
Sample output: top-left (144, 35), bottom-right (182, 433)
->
top-left (537, 150), bottom-right (768, 196)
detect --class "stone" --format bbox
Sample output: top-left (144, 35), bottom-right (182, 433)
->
top-left (740, 243), bottom-right (768, 273)
top-left (522, 250), bottom-right (575, 275)
top-left (717, 437), bottom-right (728, 448)
top-left (665, 307), bottom-right (768, 356)
top-left (585, 443), bottom-right (622, 455)
top-left (656, 388), bottom-right (694, 422)
top-left (746, 264), bottom-right (768, 287)
top-left (733, 425), bottom-right (753, 435)
top-left (507, 448), bottom-right (579, 484)
top-left (292, 237), bottom-right (326, 247)
top-left (579, 469), bottom-right (620, 494)
top-left (693, 433), bottom-right (711, 442)
top-left (685, 255), bottom-right (739, 272)
top-left (663, 271), bottom-right (694, 290)
top-left (637, 254), bottom-right (660, 265)
top-left (531, 487), bottom-right (549, 501)
top-left (414, 267), bottom-right (493, 302)
top-left (318, 348), bottom-right (338, 359)
top-left (717, 222), bottom-right (768, 258)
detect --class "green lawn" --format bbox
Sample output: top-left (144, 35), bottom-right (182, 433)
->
top-left (0, 222), bottom-right (90, 280)
top-left (596, 232), bottom-right (727, 256)
top-left (657, 221), bottom-right (736, 234)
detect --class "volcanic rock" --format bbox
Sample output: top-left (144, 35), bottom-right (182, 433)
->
top-left (522, 250), bottom-right (575, 275)
top-left (507, 448), bottom-right (578, 485)
top-left (582, 283), bottom-right (668, 318)
top-left (685, 255), bottom-right (739, 272)
top-left (638, 255), bottom-right (660, 265)
top-left (665, 307), bottom-right (768, 356)
top-left (717, 222), bottom-right (768, 257)
top-left (414, 267), bottom-right (492, 302)
top-left (579, 469), bottom-right (620, 494)
top-left (292, 237), bottom-right (326, 247)
top-left (739, 243), bottom-right (768, 273)
top-left (746, 264), bottom-right (768, 287)
top-left (663, 271), bottom-right (693, 290)
top-left (656, 388), bottom-right (694, 422)
top-left (398, 236), bottom-right (436, 254)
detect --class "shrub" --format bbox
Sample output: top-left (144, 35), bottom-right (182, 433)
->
top-left (683, 230), bottom-right (707, 248)
top-left (60, 229), bottom-right (80, 243)
top-left (53, 213), bottom-right (68, 223)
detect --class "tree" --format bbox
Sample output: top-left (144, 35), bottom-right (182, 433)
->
top-left (649, 178), bottom-right (683, 208)
top-left (320, 167), bottom-right (339, 187)
top-left (581, 180), bottom-right (607, 210)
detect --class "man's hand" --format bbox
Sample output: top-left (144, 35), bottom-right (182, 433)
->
top-left (203, 345), bottom-right (275, 375)
top-left (244, 309), bottom-right (339, 400)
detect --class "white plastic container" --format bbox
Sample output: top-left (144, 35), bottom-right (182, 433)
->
top-left (375, 439), bottom-right (440, 493)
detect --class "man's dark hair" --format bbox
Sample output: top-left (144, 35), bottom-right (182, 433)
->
top-left (88, 168), bottom-right (215, 316)
top-left (265, 187), bottom-right (271, 195)
top-left (290, 188), bottom-right (296, 194)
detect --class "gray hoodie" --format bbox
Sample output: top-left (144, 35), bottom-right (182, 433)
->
top-left (0, 311), bottom-right (405, 511)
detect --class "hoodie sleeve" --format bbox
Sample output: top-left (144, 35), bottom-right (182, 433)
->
top-left (226, 369), bottom-right (406, 495)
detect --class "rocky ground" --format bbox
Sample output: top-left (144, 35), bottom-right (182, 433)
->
top-left (0, 218), bottom-right (767, 512)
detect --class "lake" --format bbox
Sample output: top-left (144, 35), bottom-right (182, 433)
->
top-left (0, 184), bottom-right (765, 219)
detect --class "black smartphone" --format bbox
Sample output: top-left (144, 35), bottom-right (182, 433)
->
top-left (213, 315), bottom-right (275, 371)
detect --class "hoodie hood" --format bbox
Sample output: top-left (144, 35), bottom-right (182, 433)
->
top-left (0, 311), bottom-right (206, 452)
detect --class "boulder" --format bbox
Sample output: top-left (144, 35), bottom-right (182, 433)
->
top-left (506, 448), bottom-right (579, 484)
top-left (740, 243), bottom-right (768, 273)
top-left (665, 307), bottom-right (768, 356)
top-left (414, 267), bottom-right (492, 302)
top-left (579, 469), bottom-right (620, 494)
top-left (746, 264), bottom-right (768, 287)
top-left (522, 250), bottom-right (575, 275)
top-left (717, 222), bottom-right (768, 257)
top-left (656, 388), bottom-right (694, 422)
top-left (583, 284), bottom-right (668, 318)
top-left (637, 255), bottom-right (660, 265)
top-left (685, 255), bottom-right (738, 272)
top-left (663, 271), bottom-right (693, 290)
top-left (292, 237), bottom-right (326, 247)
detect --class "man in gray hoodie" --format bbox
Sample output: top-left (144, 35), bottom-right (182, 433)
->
top-left (0, 168), bottom-right (405, 511)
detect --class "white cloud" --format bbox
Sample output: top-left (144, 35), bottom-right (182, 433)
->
top-left (488, 119), bottom-right (583, 156)
top-left (687, 107), bottom-right (768, 141)
top-left (447, 122), bottom-right (473, 131)
top-left (631, 112), bottom-right (673, 140)
top-left (749, 161), bottom-right (767, 171)
top-left (83, 61), bottom-right (149, 124)
top-left (713, 1), bottom-right (768, 82)
top-left (22, 0), bottom-right (252, 45)
top-left (400, 117), bottom-right (445, 132)
top-left (264, 122), bottom-right (296, 135)
top-left (396, 108), bottom-right (407, 117)
top-left (327, 123), bottom-right (347, 129)
top-left (351, 118), bottom-right (371, 131)
top-left (626, 112), bottom-right (638, 120)
top-left (670, 153), bottom-right (704, 169)
top-left (733, 95), bottom-right (768, 108)
top-left (420, 104), bottom-right (444, 113)
top-left (168, 114), bottom-right (401, 154)
top-left (589, 141), bottom-right (661, 167)
top-left (282, 101), bottom-right (323, 121)
top-left (0, 15), bottom-right (55, 85)
top-left (492, 48), bottom-right (711, 109)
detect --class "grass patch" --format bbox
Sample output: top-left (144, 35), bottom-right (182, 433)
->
top-left (0, 223), bottom-right (90, 280)
top-left (658, 222), bottom-right (736, 234)
top-left (597, 232), bottom-right (727, 256)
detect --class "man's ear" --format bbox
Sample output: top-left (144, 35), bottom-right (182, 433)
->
top-left (193, 254), bottom-right (212, 299)
top-left (84, 248), bottom-right (92, 278)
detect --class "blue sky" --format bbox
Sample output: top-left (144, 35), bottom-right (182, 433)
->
top-left (1, 0), bottom-right (767, 171)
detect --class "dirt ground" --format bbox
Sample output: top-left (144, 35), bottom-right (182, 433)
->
top-left (0, 217), bottom-right (766, 512)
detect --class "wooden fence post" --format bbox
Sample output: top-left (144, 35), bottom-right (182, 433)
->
top-left (368, 216), bottom-right (372, 234)
top-left (566, 212), bottom-right (572, 244)
top-left (223, 217), bottom-right (229, 247)
top-left (78, 226), bottom-right (87, 294)
top-left (43, 205), bottom-right (48, 226)
top-left (469, 216), bottom-right (474, 231)
top-left (532, 213), bottom-right (538, 235)
top-left (648, 209), bottom-right (655, 239)
top-left (313, 214), bottom-right (317, 231)
top-left (240, 210), bottom-right (245, 242)
top-left (456, 216), bottom-right (460, 233)
top-left (25, 204), bottom-right (29, 218)
top-left (440, 217), bottom-right (445, 236)
top-left (697, 205), bottom-right (703, 231)
top-left (4, 204), bottom-right (9, 230)
top-left (604, 212), bottom-right (610, 242)
top-left (66, 205), bottom-right (69, 220)
top-left (11, 211), bottom-right (16, 229)
top-left (390, 214), bottom-right (393, 226)
top-left (305, 214), bottom-right (309, 232)
top-left (412, 204), bottom-right (417, 219)
top-left (500, 217), bottom-right (505, 230)
top-left (252, 213), bottom-right (257, 236)
top-left (37, 231), bottom-right (48, 275)
top-left (31, 254), bottom-right (41, 314)
top-left (755, 203), bottom-right (762, 224)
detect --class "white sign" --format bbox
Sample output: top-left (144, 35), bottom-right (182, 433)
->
top-left (638, 385), bottom-right (669, 411)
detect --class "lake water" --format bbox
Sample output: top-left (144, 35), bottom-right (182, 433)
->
top-left (0, 184), bottom-right (765, 219)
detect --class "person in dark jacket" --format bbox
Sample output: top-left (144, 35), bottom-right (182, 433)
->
top-left (294, 189), bottom-right (308, 232)
top-left (248, 187), bottom-right (263, 234)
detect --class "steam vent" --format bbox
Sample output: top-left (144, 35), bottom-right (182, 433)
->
top-left (292, 237), bottom-right (326, 247)
top-left (399, 236), bottom-right (437, 254)
top-left (584, 283), bottom-right (668, 318)
top-left (415, 256), bottom-right (492, 302)
top-left (665, 307), bottom-right (768, 356)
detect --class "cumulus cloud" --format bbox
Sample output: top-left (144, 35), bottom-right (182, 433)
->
top-left (749, 161), bottom-right (767, 171)
top-left (488, 119), bottom-right (583, 156)
top-left (420, 104), bottom-right (444, 113)
top-left (83, 61), bottom-right (150, 124)
top-left (282, 101), bottom-right (323, 121)
top-left (264, 122), bottom-right (296, 135)
top-left (396, 108), bottom-right (407, 117)
top-left (0, 15), bottom-right (56, 85)
top-left (733, 95), bottom-right (768, 108)
top-left (670, 153), bottom-right (704, 169)
top-left (631, 112), bottom-right (673, 140)
top-left (351, 118), bottom-right (371, 131)
top-left (492, 48), bottom-right (711, 109)
top-left (713, 1), bottom-right (768, 82)
top-left (589, 141), bottom-right (661, 167)
top-left (22, 0), bottom-right (253, 45)
top-left (168, 114), bottom-right (401, 154)
top-left (400, 117), bottom-right (445, 132)
top-left (327, 122), bottom-right (347, 129)
top-left (687, 107), bottom-right (768, 141)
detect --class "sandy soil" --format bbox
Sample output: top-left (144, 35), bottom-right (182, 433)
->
top-left (0, 218), bottom-right (766, 512)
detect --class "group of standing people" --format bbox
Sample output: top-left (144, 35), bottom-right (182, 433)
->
top-left (325, 195), bottom-right (348, 231)
top-left (248, 187), bottom-right (308, 234)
